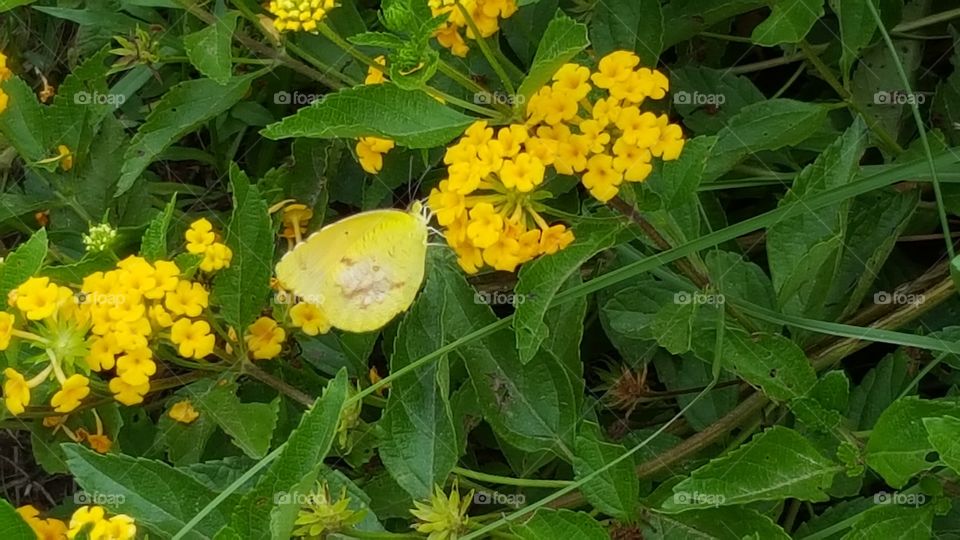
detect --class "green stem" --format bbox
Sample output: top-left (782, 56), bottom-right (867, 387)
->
top-left (454, 1), bottom-right (516, 96)
top-left (866, 0), bottom-right (955, 259)
top-left (727, 52), bottom-right (807, 74)
top-left (452, 466), bottom-right (573, 488)
top-left (438, 60), bottom-right (512, 116)
top-left (286, 41), bottom-right (359, 86)
top-left (897, 351), bottom-right (948, 400)
top-left (893, 7), bottom-right (960, 33)
top-left (425, 86), bottom-right (501, 118)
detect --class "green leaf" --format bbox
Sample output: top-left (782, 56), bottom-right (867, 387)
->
top-left (0, 228), bottom-right (47, 300)
top-left (573, 426), bottom-right (638, 520)
top-left (723, 330), bottom-right (817, 402)
top-left (663, 426), bottom-right (838, 510)
top-left (671, 66), bottom-right (766, 134)
top-left (229, 370), bottom-right (349, 540)
top-left (661, 0), bottom-right (765, 49)
top-left (705, 99), bottom-right (828, 180)
top-left (140, 194), bottom-right (177, 261)
top-left (64, 444), bottom-right (239, 539)
top-left (922, 415), bottom-right (960, 476)
top-left (829, 0), bottom-right (880, 79)
top-left (652, 353), bottom-right (738, 432)
top-left (0, 77), bottom-right (47, 161)
top-left (751, 0), bottom-right (824, 46)
top-left (589, 0), bottom-right (663, 66)
top-left (600, 281), bottom-right (676, 361)
top-left (766, 118), bottom-right (867, 323)
top-left (841, 503), bottom-right (934, 540)
top-left (212, 165), bottom-right (274, 334)
top-left (517, 10), bottom-right (589, 102)
top-left (0, 0), bottom-right (34, 12)
top-left (704, 250), bottom-right (779, 332)
top-left (348, 31), bottom-right (406, 49)
top-left (158, 405), bottom-right (217, 466)
top-left (509, 509), bottom-right (607, 539)
top-left (647, 136), bottom-right (717, 210)
top-left (865, 397), bottom-right (960, 488)
top-left (192, 378), bottom-right (279, 459)
top-left (846, 350), bottom-right (914, 430)
top-left (117, 75), bottom-right (252, 195)
top-left (643, 507), bottom-right (791, 539)
top-left (0, 498), bottom-right (34, 539)
top-left (514, 219), bottom-right (622, 363)
top-left (184, 11), bottom-right (238, 84)
top-left (261, 83), bottom-right (473, 148)
top-left (380, 255), bottom-right (460, 499)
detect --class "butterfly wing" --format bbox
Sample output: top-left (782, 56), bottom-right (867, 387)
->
top-left (275, 209), bottom-right (428, 333)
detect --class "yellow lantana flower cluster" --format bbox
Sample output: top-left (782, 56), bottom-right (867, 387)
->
top-left (0, 50), bottom-right (11, 114)
top-left (268, 0), bottom-right (338, 33)
top-left (429, 0), bottom-right (518, 57)
top-left (525, 52), bottom-right (685, 202)
top-left (186, 218), bottom-right (233, 273)
top-left (356, 57), bottom-right (395, 174)
top-left (68, 505), bottom-right (136, 540)
top-left (427, 120), bottom-right (575, 274)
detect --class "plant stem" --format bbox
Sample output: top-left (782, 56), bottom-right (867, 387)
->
top-left (424, 86), bottom-right (501, 118)
top-left (454, 2), bottom-right (516, 96)
top-left (727, 52), bottom-right (807, 74)
top-left (893, 7), bottom-right (960, 33)
top-left (798, 41), bottom-right (905, 155)
top-left (452, 466), bottom-right (573, 488)
top-left (243, 360), bottom-right (314, 407)
top-left (438, 60), bottom-right (513, 116)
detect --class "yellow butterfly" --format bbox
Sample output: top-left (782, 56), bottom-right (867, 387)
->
top-left (275, 203), bottom-right (429, 333)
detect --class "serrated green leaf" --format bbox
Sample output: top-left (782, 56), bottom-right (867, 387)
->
top-left (646, 136), bottom-right (716, 209)
top-left (261, 83), bottom-right (473, 148)
top-left (643, 507), bottom-right (791, 540)
top-left (229, 370), bottom-right (349, 540)
top-left (140, 194), bottom-right (177, 261)
top-left (671, 66), bottom-right (766, 134)
top-left (750, 0), bottom-right (824, 46)
top-left (723, 330), bottom-right (817, 402)
top-left (0, 77), bottom-right (47, 161)
top-left (661, 0), bottom-right (766, 49)
top-left (922, 415), bottom-right (960, 476)
top-left (705, 99), bottom-right (828, 180)
top-left (184, 11), bottom-right (238, 84)
top-left (0, 228), bottom-right (47, 300)
top-left (117, 76), bottom-right (252, 195)
top-left (829, 0), bottom-right (880, 79)
top-left (0, 497), bottom-right (34, 539)
top-left (380, 254), bottom-right (460, 499)
top-left (64, 444), bottom-right (239, 539)
top-left (573, 426), bottom-right (638, 520)
top-left (348, 31), bottom-right (405, 49)
top-left (663, 426), bottom-right (838, 510)
top-left (653, 353), bottom-right (738, 432)
top-left (865, 397), bottom-right (960, 488)
top-left (846, 350), bottom-right (914, 430)
top-left (514, 219), bottom-right (622, 363)
top-left (517, 10), bottom-right (589, 102)
top-left (192, 378), bottom-right (279, 459)
top-left (841, 503), bottom-right (934, 540)
top-left (589, 0), bottom-right (663, 65)
top-left (212, 165), bottom-right (274, 334)
top-left (509, 509), bottom-right (607, 539)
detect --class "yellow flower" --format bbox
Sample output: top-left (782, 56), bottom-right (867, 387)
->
top-left (591, 50), bottom-right (640, 89)
top-left (109, 377), bottom-right (149, 406)
top-left (3, 368), bottom-right (29, 415)
top-left (86, 335), bottom-right (119, 370)
top-left (200, 242), bottom-right (233, 273)
top-left (148, 303), bottom-right (174, 328)
top-left (410, 483), bottom-right (473, 540)
top-left (12, 277), bottom-right (61, 320)
top-left (16, 505), bottom-right (68, 540)
top-left (68, 505), bottom-right (105, 538)
top-left (0, 311), bottom-right (15, 349)
top-left (164, 281), bottom-right (209, 317)
top-left (116, 347), bottom-right (156, 386)
top-left (289, 302), bottom-right (331, 336)
top-left (429, 0), bottom-right (516, 56)
top-left (51, 374), bottom-right (90, 413)
top-left (280, 203), bottom-right (313, 241)
top-left (365, 55), bottom-right (387, 85)
top-left (356, 136), bottom-right (396, 174)
top-left (0, 51), bottom-right (11, 81)
top-left (0, 89), bottom-right (8, 115)
top-left (185, 218), bottom-right (216, 253)
top-left (539, 224), bottom-right (574, 255)
top-left (67, 506), bottom-right (136, 540)
top-left (245, 317), bottom-right (285, 360)
top-left (582, 154), bottom-right (623, 203)
top-left (552, 63), bottom-right (592, 100)
top-left (269, 0), bottom-right (339, 32)
top-left (169, 399), bottom-right (200, 424)
top-left (56, 145), bottom-right (74, 171)
top-left (87, 433), bottom-right (113, 453)
top-left (499, 153), bottom-right (545, 193)
top-left (169, 318), bottom-right (216, 359)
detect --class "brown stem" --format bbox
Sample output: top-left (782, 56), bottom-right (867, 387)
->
top-left (243, 360), bottom-right (315, 407)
